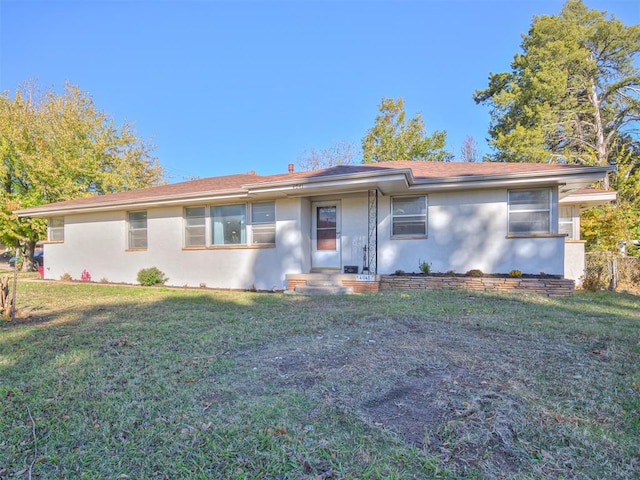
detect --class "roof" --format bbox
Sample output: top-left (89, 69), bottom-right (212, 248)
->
top-left (560, 187), bottom-right (617, 208)
top-left (16, 161), bottom-right (615, 217)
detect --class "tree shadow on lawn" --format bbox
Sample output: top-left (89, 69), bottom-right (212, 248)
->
top-left (1, 284), bottom-right (638, 479)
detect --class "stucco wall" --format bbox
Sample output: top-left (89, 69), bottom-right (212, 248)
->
top-left (376, 189), bottom-right (565, 276)
top-left (42, 188), bottom-right (567, 288)
top-left (564, 241), bottom-right (586, 286)
top-left (43, 198), bottom-right (308, 290)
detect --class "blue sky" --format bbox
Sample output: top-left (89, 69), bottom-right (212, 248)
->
top-left (1, 0), bottom-right (638, 182)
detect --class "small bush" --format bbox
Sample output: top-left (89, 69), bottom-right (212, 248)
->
top-left (582, 273), bottom-right (607, 292)
top-left (100, 277), bottom-right (109, 283)
top-left (465, 269), bottom-right (484, 277)
top-left (418, 260), bottom-right (431, 274)
top-left (394, 269), bottom-right (405, 276)
top-left (509, 270), bottom-right (522, 278)
top-left (445, 270), bottom-right (456, 276)
top-left (60, 273), bottom-right (73, 281)
top-left (137, 267), bottom-right (168, 286)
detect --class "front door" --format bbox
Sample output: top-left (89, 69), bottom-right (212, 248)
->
top-left (311, 201), bottom-right (341, 269)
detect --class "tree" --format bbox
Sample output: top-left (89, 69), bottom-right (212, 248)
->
top-left (362, 97), bottom-right (449, 163)
top-left (474, 0), bottom-right (640, 170)
top-left (0, 81), bottom-right (163, 269)
top-left (460, 135), bottom-right (480, 162)
top-left (296, 140), bottom-right (359, 171)
top-left (581, 145), bottom-right (640, 253)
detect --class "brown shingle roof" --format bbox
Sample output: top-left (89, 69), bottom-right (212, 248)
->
top-left (17, 161), bottom-right (608, 213)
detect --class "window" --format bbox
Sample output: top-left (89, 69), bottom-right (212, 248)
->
top-left (508, 189), bottom-right (552, 235)
top-left (185, 207), bottom-right (206, 247)
top-left (212, 204), bottom-right (246, 245)
top-left (128, 211), bottom-right (148, 249)
top-left (559, 206), bottom-right (575, 239)
top-left (392, 196), bottom-right (427, 237)
top-left (251, 202), bottom-right (276, 245)
top-left (48, 218), bottom-right (64, 242)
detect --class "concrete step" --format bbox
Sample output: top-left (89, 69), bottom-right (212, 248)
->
top-left (306, 279), bottom-right (343, 287)
top-left (293, 285), bottom-right (354, 295)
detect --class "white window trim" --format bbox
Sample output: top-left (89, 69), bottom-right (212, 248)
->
top-left (48, 217), bottom-right (64, 242)
top-left (127, 210), bottom-right (148, 249)
top-left (184, 206), bottom-right (208, 248)
top-left (507, 188), bottom-right (555, 236)
top-left (183, 201), bottom-right (277, 248)
top-left (250, 202), bottom-right (276, 246)
top-left (391, 195), bottom-right (428, 239)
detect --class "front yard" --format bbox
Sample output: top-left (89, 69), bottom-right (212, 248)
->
top-left (1, 281), bottom-right (639, 479)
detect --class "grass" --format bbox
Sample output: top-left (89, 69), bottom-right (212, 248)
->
top-left (1, 280), bottom-right (639, 479)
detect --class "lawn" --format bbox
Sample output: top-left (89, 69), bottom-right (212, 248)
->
top-left (1, 280), bottom-right (639, 479)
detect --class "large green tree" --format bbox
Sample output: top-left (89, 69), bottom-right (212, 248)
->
top-left (474, 0), bottom-right (640, 168)
top-left (1, 81), bottom-right (163, 269)
top-left (362, 98), bottom-right (449, 163)
top-left (581, 145), bottom-right (640, 253)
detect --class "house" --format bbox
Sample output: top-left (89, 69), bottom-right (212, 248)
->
top-left (16, 161), bottom-right (615, 291)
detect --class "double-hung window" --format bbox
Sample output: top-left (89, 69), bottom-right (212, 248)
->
top-left (185, 207), bottom-right (206, 247)
top-left (251, 202), bottom-right (276, 245)
top-left (508, 189), bottom-right (552, 235)
top-left (391, 196), bottom-right (427, 237)
top-left (48, 218), bottom-right (64, 242)
top-left (559, 206), bottom-right (576, 239)
top-left (128, 211), bottom-right (148, 249)
top-left (212, 204), bottom-right (246, 245)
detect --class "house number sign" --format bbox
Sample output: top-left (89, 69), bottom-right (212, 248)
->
top-left (356, 274), bottom-right (375, 282)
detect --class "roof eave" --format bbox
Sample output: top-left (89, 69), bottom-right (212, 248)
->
top-left (15, 190), bottom-right (250, 218)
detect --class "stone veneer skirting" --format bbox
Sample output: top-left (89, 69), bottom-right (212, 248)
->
top-left (379, 275), bottom-right (575, 296)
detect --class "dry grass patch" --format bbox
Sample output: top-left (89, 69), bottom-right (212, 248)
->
top-left (1, 281), bottom-right (638, 479)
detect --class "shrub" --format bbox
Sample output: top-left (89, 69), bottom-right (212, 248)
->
top-left (509, 269), bottom-right (522, 278)
top-left (582, 272), bottom-right (607, 292)
top-left (137, 267), bottom-right (168, 286)
top-left (465, 269), bottom-right (484, 277)
top-left (394, 269), bottom-right (405, 276)
top-left (445, 270), bottom-right (456, 276)
top-left (418, 260), bottom-right (431, 274)
top-left (60, 273), bottom-right (73, 281)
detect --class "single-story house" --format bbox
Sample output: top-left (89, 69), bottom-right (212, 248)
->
top-left (16, 161), bottom-right (615, 290)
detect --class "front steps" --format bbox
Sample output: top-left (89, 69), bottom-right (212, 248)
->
top-left (285, 273), bottom-right (380, 295)
top-left (292, 276), bottom-right (354, 295)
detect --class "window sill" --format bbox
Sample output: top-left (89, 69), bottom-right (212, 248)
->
top-left (126, 248), bottom-right (148, 252)
top-left (391, 235), bottom-right (427, 240)
top-left (506, 233), bottom-right (564, 239)
top-left (42, 240), bottom-right (64, 244)
top-left (182, 245), bottom-right (276, 251)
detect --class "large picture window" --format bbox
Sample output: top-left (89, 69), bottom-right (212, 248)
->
top-left (251, 202), bottom-right (276, 245)
top-left (212, 204), bottom-right (246, 245)
top-left (185, 207), bottom-right (206, 247)
top-left (128, 211), bottom-right (148, 249)
top-left (391, 196), bottom-right (427, 237)
top-left (508, 189), bottom-right (552, 235)
top-left (48, 217), bottom-right (64, 242)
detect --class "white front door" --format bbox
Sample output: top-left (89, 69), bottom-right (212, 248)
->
top-left (311, 201), bottom-right (341, 269)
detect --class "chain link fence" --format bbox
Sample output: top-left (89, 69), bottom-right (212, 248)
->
top-left (584, 251), bottom-right (640, 292)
